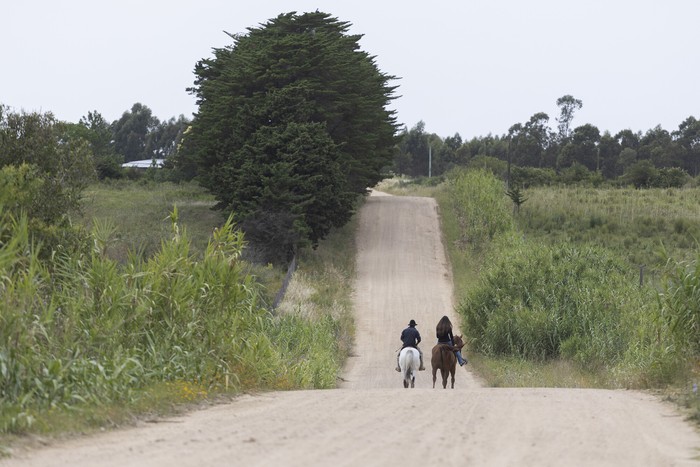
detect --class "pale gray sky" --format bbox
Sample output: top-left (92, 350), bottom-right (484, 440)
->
top-left (2, 1), bottom-right (699, 139)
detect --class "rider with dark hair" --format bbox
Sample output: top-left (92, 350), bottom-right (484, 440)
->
top-left (436, 315), bottom-right (467, 366)
top-left (396, 319), bottom-right (425, 372)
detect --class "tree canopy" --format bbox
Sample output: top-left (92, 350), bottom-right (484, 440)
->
top-left (181, 11), bottom-right (399, 261)
top-left (0, 106), bottom-right (95, 254)
top-left (392, 93), bottom-right (699, 189)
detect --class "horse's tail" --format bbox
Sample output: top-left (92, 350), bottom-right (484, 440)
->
top-left (402, 348), bottom-right (417, 379)
top-left (440, 344), bottom-right (446, 371)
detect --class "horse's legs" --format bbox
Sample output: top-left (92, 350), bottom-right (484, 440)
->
top-left (432, 367), bottom-right (437, 388)
top-left (450, 368), bottom-right (455, 389)
top-left (441, 369), bottom-right (448, 389)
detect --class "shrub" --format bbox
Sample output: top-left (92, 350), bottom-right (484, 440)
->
top-left (458, 238), bottom-right (650, 367)
top-left (510, 166), bottom-right (557, 188)
top-left (656, 167), bottom-right (690, 188)
top-left (444, 168), bottom-right (514, 250)
top-left (0, 208), bottom-right (341, 434)
top-left (659, 251), bottom-right (700, 354)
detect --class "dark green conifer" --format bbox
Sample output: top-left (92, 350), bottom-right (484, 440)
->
top-left (182, 11), bottom-right (399, 261)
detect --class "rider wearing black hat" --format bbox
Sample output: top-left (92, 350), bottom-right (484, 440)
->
top-left (396, 319), bottom-right (425, 372)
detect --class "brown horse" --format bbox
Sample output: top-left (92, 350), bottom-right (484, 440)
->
top-left (431, 335), bottom-right (465, 389)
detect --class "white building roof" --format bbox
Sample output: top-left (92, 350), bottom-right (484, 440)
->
top-left (121, 159), bottom-right (165, 169)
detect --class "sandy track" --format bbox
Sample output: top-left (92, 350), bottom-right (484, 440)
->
top-left (3, 192), bottom-right (700, 466)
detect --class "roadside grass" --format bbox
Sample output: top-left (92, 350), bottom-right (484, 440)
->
top-left (0, 180), bottom-right (357, 450)
top-left (79, 180), bottom-right (223, 261)
top-left (78, 180), bottom-right (283, 305)
top-left (466, 354), bottom-right (617, 388)
top-left (375, 176), bottom-right (442, 198)
top-left (276, 209), bottom-right (359, 372)
top-left (383, 174), bottom-right (700, 404)
top-left (519, 186), bottom-right (700, 284)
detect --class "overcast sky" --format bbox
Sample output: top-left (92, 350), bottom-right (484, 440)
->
top-left (3, 1), bottom-right (699, 139)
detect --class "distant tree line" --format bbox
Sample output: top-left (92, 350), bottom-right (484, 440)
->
top-left (395, 95), bottom-right (700, 189)
top-left (0, 103), bottom-right (189, 255)
top-left (1, 11), bottom-right (400, 265)
top-left (65, 103), bottom-right (190, 180)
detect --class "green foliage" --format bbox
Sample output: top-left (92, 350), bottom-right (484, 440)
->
top-left (555, 94), bottom-right (583, 141)
top-left (466, 155), bottom-right (508, 178)
top-left (558, 162), bottom-right (603, 186)
top-left (505, 186), bottom-right (527, 214)
top-left (443, 168), bottom-right (513, 250)
top-left (430, 177), bottom-right (700, 387)
top-left (510, 166), bottom-right (556, 188)
top-left (659, 250), bottom-right (700, 354)
top-left (625, 159), bottom-right (658, 188)
top-left (0, 108), bottom-right (95, 257)
top-left (394, 121), bottom-right (433, 177)
top-left (110, 103), bottom-right (159, 163)
top-left (0, 205), bottom-right (343, 434)
top-left (657, 167), bottom-right (690, 188)
top-left (517, 186), bottom-right (700, 278)
top-left (0, 108), bottom-right (95, 223)
top-left (232, 122), bottom-right (355, 261)
top-left (78, 181), bottom-right (223, 262)
top-left (183, 11), bottom-right (398, 261)
top-left (392, 96), bottom-right (699, 185)
top-left (459, 239), bottom-right (650, 366)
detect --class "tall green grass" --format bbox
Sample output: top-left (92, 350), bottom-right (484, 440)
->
top-left (78, 180), bottom-right (223, 261)
top-left (518, 186), bottom-right (700, 280)
top-left (460, 236), bottom-right (665, 378)
top-left (420, 170), bottom-right (695, 389)
top-left (442, 168), bottom-right (514, 251)
top-left (0, 202), bottom-right (343, 436)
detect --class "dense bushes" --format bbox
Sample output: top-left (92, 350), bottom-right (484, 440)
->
top-left (0, 209), bottom-right (342, 434)
top-left (442, 168), bottom-right (694, 387)
top-left (659, 251), bottom-right (700, 355)
top-left (444, 168), bottom-right (513, 249)
top-left (460, 237), bottom-right (652, 365)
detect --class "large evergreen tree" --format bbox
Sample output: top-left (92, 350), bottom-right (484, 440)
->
top-left (182, 11), bottom-right (399, 260)
top-left (111, 103), bottom-right (160, 162)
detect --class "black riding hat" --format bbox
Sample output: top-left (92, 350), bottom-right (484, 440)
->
top-left (408, 319), bottom-right (417, 327)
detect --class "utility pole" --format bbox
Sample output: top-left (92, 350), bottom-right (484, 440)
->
top-left (429, 144), bottom-right (432, 178)
top-left (506, 137), bottom-right (511, 190)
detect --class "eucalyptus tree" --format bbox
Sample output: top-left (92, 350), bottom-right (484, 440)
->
top-left (558, 124), bottom-right (600, 171)
top-left (111, 103), bottom-right (160, 162)
top-left (151, 115), bottom-right (190, 159)
top-left (183, 11), bottom-right (399, 260)
top-left (395, 121), bottom-right (429, 176)
top-left (598, 131), bottom-right (621, 178)
top-left (555, 94), bottom-right (583, 142)
top-left (674, 116), bottom-right (700, 175)
top-left (638, 125), bottom-right (681, 169)
top-left (615, 129), bottom-right (641, 152)
top-left (437, 133), bottom-right (463, 174)
top-left (507, 112), bottom-right (553, 168)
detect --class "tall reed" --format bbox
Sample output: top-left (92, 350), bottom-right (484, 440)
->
top-left (0, 206), bottom-right (341, 434)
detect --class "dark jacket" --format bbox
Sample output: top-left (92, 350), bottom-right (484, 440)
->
top-left (400, 326), bottom-right (421, 348)
top-left (436, 328), bottom-right (454, 344)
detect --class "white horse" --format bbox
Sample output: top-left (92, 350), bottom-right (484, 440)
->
top-left (398, 347), bottom-right (420, 388)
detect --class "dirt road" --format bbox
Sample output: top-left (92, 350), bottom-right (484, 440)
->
top-left (3, 192), bottom-right (700, 466)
